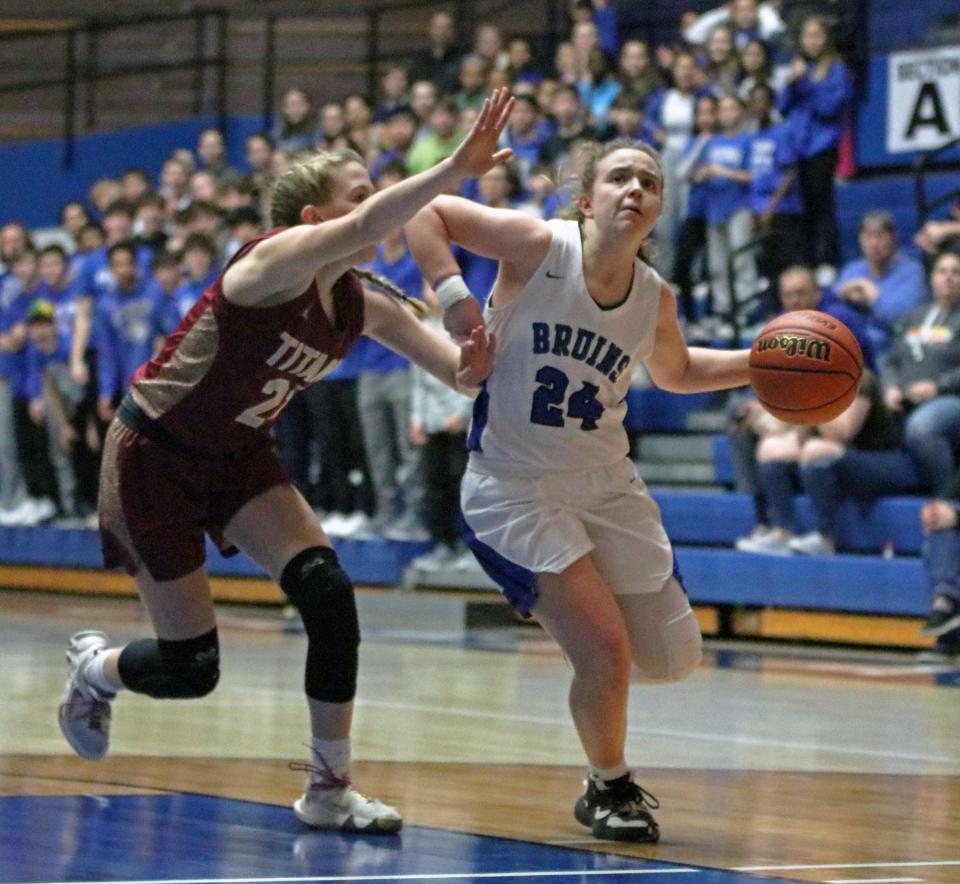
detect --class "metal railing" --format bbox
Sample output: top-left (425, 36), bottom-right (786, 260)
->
top-left (0, 8), bottom-right (229, 167)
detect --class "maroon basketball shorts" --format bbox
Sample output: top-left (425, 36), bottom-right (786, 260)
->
top-left (98, 420), bottom-right (290, 581)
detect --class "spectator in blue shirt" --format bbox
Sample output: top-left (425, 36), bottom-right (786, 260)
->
top-left (700, 93), bottom-right (756, 324)
top-left (834, 211), bottom-right (928, 363)
top-left (94, 243), bottom-right (163, 424)
top-left (778, 15), bottom-right (853, 273)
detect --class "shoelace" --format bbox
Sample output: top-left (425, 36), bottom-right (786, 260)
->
top-left (603, 781), bottom-right (660, 815)
top-left (289, 759), bottom-right (353, 792)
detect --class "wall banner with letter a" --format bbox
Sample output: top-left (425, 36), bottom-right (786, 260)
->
top-left (886, 45), bottom-right (960, 154)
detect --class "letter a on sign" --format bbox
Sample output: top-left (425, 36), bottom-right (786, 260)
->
top-left (887, 47), bottom-right (960, 153)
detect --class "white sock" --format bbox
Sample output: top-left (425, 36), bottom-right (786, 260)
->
top-left (84, 650), bottom-right (123, 696)
top-left (310, 736), bottom-right (351, 781)
top-left (590, 762), bottom-right (630, 784)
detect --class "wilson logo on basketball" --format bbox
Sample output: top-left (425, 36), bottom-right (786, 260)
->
top-left (756, 334), bottom-right (831, 362)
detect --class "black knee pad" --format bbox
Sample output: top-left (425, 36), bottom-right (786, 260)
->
top-left (117, 628), bottom-right (220, 699)
top-left (280, 545), bottom-right (359, 703)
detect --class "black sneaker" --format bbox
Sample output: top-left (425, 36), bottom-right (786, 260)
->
top-left (573, 774), bottom-right (660, 843)
top-left (920, 596), bottom-right (960, 637)
top-left (917, 625), bottom-right (960, 664)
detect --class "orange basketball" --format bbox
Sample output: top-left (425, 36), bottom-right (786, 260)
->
top-left (748, 310), bottom-right (863, 425)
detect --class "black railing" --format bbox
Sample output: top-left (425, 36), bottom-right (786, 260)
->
top-left (727, 231), bottom-right (774, 348)
top-left (0, 8), bottom-right (228, 168)
top-left (913, 135), bottom-right (960, 225)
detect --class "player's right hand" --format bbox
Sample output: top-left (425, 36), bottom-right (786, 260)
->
top-left (449, 88), bottom-right (515, 178)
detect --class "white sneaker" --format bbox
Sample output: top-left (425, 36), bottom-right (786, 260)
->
top-left (411, 544), bottom-right (458, 572)
top-left (28, 497), bottom-right (58, 524)
top-left (734, 525), bottom-right (771, 551)
top-left (736, 529), bottom-right (794, 555)
top-left (384, 512), bottom-right (429, 542)
top-left (291, 762), bottom-right (402, 834)
top-left (58, 630), bottom-right (115, 760)
top-left (0, 499), bottom-right (35, 526)
top-left (788, 531), bottom-right (835, 556)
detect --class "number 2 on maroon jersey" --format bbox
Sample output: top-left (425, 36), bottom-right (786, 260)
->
top-left (236, 378), bottom-right (296, 428)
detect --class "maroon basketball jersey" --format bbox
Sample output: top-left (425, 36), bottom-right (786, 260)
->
top-left (128, 231), bottom-right (365, 454)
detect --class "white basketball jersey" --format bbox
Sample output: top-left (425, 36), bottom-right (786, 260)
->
top-left (467, 218), bottom-right (663, 474)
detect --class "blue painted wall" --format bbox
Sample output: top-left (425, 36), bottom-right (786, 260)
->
top-left (0, 115), bottom-right (265, 228)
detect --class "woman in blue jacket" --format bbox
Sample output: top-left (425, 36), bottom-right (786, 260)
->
top-left (778, 15), bottom-right (853, 274)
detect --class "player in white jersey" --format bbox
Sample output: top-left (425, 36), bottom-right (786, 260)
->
top-left (406, 139), bottom-right (752, 842)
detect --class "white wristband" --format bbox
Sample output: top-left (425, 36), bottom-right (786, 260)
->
top-left (434, 274), bottom-right (472, 309)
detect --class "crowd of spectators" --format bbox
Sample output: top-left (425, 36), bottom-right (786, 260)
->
top-left (2, 1), bottom-right (960, 647)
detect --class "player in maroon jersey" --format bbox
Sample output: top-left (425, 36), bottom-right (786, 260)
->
top-left (56, 89), bottom-right (513, 834)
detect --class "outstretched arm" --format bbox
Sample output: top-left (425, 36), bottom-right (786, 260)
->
top-left (363, 289), bottom-right (495, 392)
top-left (645, 283), bottom-right (751, 393)
top-left (224, 89), bottom-right (515, 306)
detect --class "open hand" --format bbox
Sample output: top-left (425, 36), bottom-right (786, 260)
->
top-left (449, 88), bottom-right (515, 178)
top-left (456, 326), bottom-right (496, 388)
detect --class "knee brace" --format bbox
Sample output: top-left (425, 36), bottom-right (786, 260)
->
top-left (280, 545), bottom-right (359, 703)
top-left (118, 628), bottom-right (220, 699)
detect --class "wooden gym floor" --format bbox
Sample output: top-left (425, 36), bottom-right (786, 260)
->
top-left (2, 588), bottom-right (959, 883)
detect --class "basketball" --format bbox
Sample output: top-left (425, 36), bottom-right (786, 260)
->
top-left (748, 310), bottom-right (864, 425)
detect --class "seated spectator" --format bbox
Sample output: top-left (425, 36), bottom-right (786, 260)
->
top-left (406, 98), bottom-right (464, 175)
top-left (778, 15), bottom-right (853, 275)
top-left (273, 87), bottom-right (320, 152)
top-left (683, 0), bottom-right (786, 50)
top-left (883, 250), bottom-right (960, 495)
top-left (915, 203), bottom-right (960, 257)
top-left (735, 368), bottom-right (917, 555)
top-left (835, 210), bottom-right (928, 361)
top-left (918, 491), bottom-right (960, 659)
top-left (730, 264), bottom-right (875, 543)
top-left (409, 10), bottom-right (461, 95)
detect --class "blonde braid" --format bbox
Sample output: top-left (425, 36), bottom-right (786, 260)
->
top-left (353, 267), bottom-right (429, 317)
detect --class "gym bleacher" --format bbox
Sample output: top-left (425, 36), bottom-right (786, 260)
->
top-left (2, 0), bottom-right (960, 651)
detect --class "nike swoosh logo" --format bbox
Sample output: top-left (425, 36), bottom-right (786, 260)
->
top-left (545, 271), bottom-right (564, 279)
